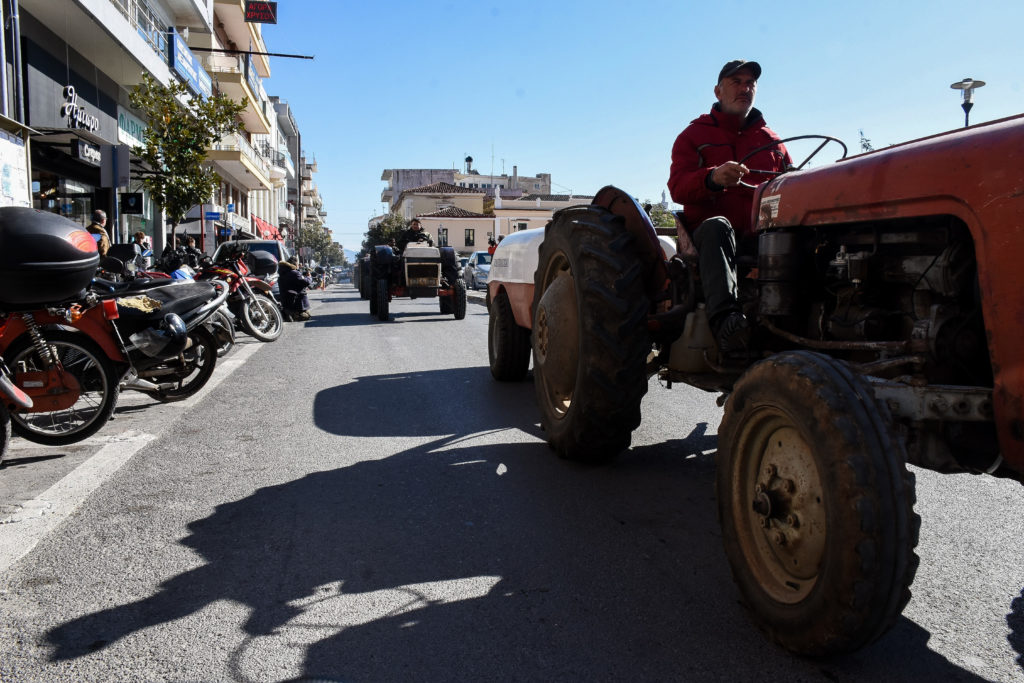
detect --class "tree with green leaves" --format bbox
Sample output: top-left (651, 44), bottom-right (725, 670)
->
top-left (296, 221), bottom-right (346, 265)
top-left (859, 129), bottom-right (875, 153)
top-left (128, 73), bottom-right (246, 245)
top-left (644, 200), bottom-right (676, 228)
top-left (360, 212), bottom-right (406, 256)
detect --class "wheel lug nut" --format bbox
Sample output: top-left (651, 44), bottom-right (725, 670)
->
top-left (784, 479), bottom-right (796, 493)
top-left (774, 531), bottom-right (786, 545)
top-left (764, 464), bottom-right (777, 477)
top-left (786, 514), bottom-right (799, 528)
top-left (754, 483), bottom-right (765, 494)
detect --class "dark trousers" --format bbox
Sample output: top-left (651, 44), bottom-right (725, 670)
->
top-left (693, 216), bottom-right (740, 322)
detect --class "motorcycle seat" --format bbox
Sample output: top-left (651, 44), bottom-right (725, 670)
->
top-left (116, 282), bottom-right (220, 322)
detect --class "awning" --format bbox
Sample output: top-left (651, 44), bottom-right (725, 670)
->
top-left (252, 215), bottom-right (282, 240)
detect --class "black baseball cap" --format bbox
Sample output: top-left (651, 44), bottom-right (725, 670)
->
top-left (718, 60), bottom-right (761, 82)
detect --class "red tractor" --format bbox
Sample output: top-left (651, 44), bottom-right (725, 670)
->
top-left (486, 115), bottom-right (1024, 656)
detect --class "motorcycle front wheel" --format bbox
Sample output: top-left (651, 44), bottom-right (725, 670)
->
top-left (147, 325), bottom-right (219, 403)
top-left (242, 293), bottom-right (283, 342)
top-left (6, 331), bottom-right (120, 446)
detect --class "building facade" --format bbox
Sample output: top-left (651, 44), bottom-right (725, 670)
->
top-left (5, 0), bottom-right (325, 257)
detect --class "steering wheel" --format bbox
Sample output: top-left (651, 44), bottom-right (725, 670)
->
top-left (736, 135), bottom-right (848, 188)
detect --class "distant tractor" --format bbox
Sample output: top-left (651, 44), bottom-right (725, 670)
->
top-left (369, 242), bottom-right (467, 321)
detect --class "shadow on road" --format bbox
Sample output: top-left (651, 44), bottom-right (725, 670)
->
top-left (1008, 587), bottom-right (1024, 670)
top-left (300, 312), bottom-right (382, 328)
top-left (43, 366), bottom-right (990, 681)
top-left (0, 452), bottom-right (66, 469)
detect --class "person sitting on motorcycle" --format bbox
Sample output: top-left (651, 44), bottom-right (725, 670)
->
top-left (183, 235), bottom-right (203, 269)
top-left (278, 257), bottom-right (313, 321)
top-left (395, 219), bottom-right (433, 253)
top-left (667, 59), bottom-right (791, 354)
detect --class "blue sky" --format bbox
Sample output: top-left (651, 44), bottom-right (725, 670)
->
top-left (262, 1), bottom-right (1022, 250)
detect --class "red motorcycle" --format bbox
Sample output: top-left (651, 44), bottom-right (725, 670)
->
top-left (0, 208), bottom-right (228, 446)
top-left (195, 243), bottom-right (283, 342)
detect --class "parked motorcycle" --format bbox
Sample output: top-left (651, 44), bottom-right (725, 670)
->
top-left (195, 244), bottom-right (283, 342)
top-left (0, 208), bottom-right (228, 445)
top-left (95, 255), bottom-right (235, 359)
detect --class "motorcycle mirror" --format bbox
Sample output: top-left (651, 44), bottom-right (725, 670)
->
top-left (100, 256), bottom-right (125, 273)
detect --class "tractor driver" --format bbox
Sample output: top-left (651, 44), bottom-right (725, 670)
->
top-left (395, 218), bottom-right (433, 253)
top-left (667, 59), bottom-right (792, 354)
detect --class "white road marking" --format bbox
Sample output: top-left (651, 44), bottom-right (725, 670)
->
top-left (0, 342), bottom-right (263, 572)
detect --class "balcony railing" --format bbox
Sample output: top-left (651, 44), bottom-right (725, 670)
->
top-left (212, 132), bottom-right (270, 178)
top-left (198, 52), bottom-right (272, 120)
top-left (255, 141), bottom-right (286, 168)
top-left (108, 0), bottom-right (169, 61)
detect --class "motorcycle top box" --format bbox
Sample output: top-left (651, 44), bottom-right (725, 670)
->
top-left (244, 249), bottom-right (279, 276)
top-left (0, 207), bottom-right (99, 309)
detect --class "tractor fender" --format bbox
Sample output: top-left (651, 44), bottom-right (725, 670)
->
top-left (591, 185), bottom-right (669, 297)
top-left (372, 245), bottom-right (395, 279)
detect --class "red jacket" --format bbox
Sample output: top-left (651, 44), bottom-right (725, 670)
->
top-left (668, 105), bottom-right (791, 237)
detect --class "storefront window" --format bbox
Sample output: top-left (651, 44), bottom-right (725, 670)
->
top-left (32, 171), bottom-right (94, 226)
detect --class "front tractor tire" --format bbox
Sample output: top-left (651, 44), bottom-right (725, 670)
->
top-left (452, 278), bottom-right (467, 320)
top-left (375, 278), bottom-right (390, 321)
top-left (489, 288), bottom-right (530, 381)
top-left (717, 351), bottom-right (920, 656)
top-left (531, 205), bottom-right (650, 463)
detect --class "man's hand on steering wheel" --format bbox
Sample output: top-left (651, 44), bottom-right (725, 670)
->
top-left (710, 161), bottom-right (750, 188)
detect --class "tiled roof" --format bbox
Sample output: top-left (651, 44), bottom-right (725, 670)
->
top-left (417, 207), bottom-right (493, 219)
top-left (518, 194), bottom-right (594, 202)
top-left (406, 181), bottom-right (484, 195)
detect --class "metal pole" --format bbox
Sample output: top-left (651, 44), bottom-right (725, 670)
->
top-left (10, 0), bottom-right (22, 123)
top-left (962, 101), bottom-right (973, 127)
top-left (0, 2), bottom-right (8, 118)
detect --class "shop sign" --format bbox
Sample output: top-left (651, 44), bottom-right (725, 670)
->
top-left (60, 86), bottom-right (100, 132)
top-left (168, 29), bottom-right (212, 99)
top-left (117, 107), bottom-right (147, 148)
top-left (244, 1), bottom-right (278, 23)
top-left (71, 139), bottom-right (102, 166)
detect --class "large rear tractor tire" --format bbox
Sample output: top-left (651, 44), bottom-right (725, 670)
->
top-left (489, 288), bottom-right (531, 381)
top-left (717, 351), bottom-right (920, 656)
top-left (452, 278), bottom-right (467, 320)
top-left (376, 278), bottom-right (390, 321)
top-left (531, 205), bottom-right (650, 463)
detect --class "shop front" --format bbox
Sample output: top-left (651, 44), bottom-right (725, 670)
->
top-left (22, 19), bottom-right (118, 231)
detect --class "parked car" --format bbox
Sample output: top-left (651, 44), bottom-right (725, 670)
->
top-left (212, 239), bottom-right (292, 267)
top-left (464, 251), bottom-right (491, 290)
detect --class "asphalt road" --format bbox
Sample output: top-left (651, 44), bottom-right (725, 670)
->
top-left (0, 284), bottom-right (1021, 682)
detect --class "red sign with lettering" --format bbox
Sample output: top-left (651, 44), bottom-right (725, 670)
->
top-left (244, 1), bottom-right (277, 23)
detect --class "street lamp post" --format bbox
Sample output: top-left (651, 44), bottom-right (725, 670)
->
top-left (950, 77), bottom-right (986, 127)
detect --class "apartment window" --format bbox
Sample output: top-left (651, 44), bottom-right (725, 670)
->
top-left (438, 227), bottom-right (448, 247)
top-left (534, 183), bottom-right (540, 189)
top-left (517, 222), bottom-right (528, 231)
top-left (465, 229), bottom-right (475, 247)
